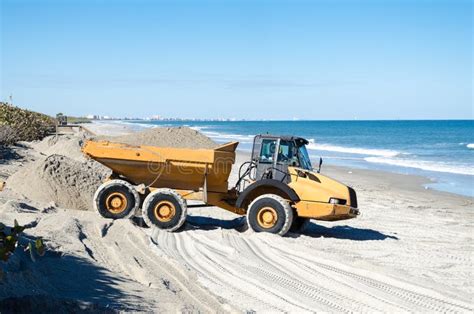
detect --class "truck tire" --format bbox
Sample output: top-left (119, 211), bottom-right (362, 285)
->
top-left (142, 188), bottom-right (187, 232)
top-left (290, 216), bottom-right (311, 233)
top-left (94, 179), bottom-right (140, 219)
top-left (247, 194), bottom-right (293, 236)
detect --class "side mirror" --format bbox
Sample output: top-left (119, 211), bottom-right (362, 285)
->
top-left (317, 157), bottom-right (323, 173)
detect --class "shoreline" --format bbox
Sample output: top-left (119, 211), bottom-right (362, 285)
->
top-left (90, 120), bottom-right (474, 198)
top-left (323, 163), bottom-right (473, 203)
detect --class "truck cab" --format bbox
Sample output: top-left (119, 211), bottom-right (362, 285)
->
top-left (251, 134), bottom-right (313, 182)
top-left (235, 134), bottom-right (359, 234)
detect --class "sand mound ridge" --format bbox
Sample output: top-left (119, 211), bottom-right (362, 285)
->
top-left (31, 134), bottom-right (87, 161)
top-left (98, 126), bottom-right (217, 149)
top-left (7, 154), bottom-right (110, 211)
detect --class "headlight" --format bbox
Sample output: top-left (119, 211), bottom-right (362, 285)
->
top-left (329, 198), bottom-right (346, 205)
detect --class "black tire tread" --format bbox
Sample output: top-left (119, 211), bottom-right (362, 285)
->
top-left (246, 194), bottom-right (293, 236)
top-left (142, 188), bottom-right (187, 232)
top-left (93, 179), bottom-right (140, 219)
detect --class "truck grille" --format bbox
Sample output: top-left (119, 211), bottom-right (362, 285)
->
top-left (348, 187), bottom-right (358, 208)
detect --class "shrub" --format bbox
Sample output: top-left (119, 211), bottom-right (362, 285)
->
top-left (0, 125), bottom-right (17, 146)
top-left (0, 219), bottom-right (45, 279)
top-left (0, 102), bottom-right (56, 146)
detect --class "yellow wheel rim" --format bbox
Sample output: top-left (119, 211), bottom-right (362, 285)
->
top-left (105, 192), bottom-right (128, 214)
top-left (257, 207), bottom-right (278, 229)
top-left (154, 201), bottom-right (176, 222)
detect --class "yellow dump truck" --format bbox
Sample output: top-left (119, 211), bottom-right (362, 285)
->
top-left (82, 134), bottom-right (359, 236)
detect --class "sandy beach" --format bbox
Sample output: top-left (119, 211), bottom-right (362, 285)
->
top-left (0, 123), bottom-right (472, 312)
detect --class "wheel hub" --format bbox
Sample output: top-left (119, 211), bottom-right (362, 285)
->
top-left (105, 192), bottom-right (128, 213)
top-left (154, 201), bottom-right (176, 222)
top-left (257, 207), bottom-right (278, 228)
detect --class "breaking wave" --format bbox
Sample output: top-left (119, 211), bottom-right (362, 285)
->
top-left (199, 130), bottom-right (255, 143)
top-left (306, 140), bottom-right (400, 158)
top-left (365, 157), bottom-right (474, 176)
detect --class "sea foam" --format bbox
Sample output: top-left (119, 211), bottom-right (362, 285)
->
top-left (307, 140), bottom-right (399, 157)
top-left (201, 131), bottom-right (255, 143)
top-left (467, 143), bottom-right (474, 149)
top-left (115, 121), bottom-right (157, 129)
top-left (365, 157), bottom-right (474, 176)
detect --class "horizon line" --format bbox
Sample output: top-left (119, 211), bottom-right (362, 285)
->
top-left (95, 118), bottom-right (474, 122)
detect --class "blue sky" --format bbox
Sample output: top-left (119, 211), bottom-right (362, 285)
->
top-left (1, 0), bottom-right (472, 119)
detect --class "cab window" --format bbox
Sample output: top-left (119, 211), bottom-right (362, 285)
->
top-left (259, 139), bottom-right (277, 163)
top-left (277, 141), bottom-right (300, 166)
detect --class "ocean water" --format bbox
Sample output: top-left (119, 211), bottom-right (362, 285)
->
top-left (119, 120), bottom-right (474, 197)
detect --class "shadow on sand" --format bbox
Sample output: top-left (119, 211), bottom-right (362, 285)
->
top-left (294, 222), bottom-right (399, 241)
top-left (186, 215), bottom-right (246, 232)
top-left (0, 146), bottom-right (21, 164)
top-left (0, 246), bottom-right (145, 313)
top-left (183, 215), bottom-right (397, 241)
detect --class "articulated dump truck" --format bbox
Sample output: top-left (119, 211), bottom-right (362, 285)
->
top-left (82, 134), bottom-right (359, 236)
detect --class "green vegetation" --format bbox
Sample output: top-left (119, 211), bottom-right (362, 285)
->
top-left (0, 102), bottom-right (56, 145)
top-left (0, 219), bottom-right (45, 278)
top-left (67, 116), bottom-right (92, 124)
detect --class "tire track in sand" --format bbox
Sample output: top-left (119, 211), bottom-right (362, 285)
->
top-left (155, 229), bottom-right (290, 312)
top-left (246, 236), bottom-right (411, 312)
top-left (260, 236), bottom-right (473, 312)
top-left (151, 224), bottom-right (473, 312)
top-left (241, 236), bottom-right (387, 312)
top-left (232, 234), bottom-right (368, 312)
top-left (155, 228), bottom-right (281, 311)
top-left (157, 229), bottom-right (372, 312)
top-left (89, 220), bottom-right (226, 312)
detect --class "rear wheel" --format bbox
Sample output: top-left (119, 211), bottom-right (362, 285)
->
top-left (142, 188), bottom-right (187, 232)
top-left (94, 179), bottom-right (140, 219)
top-left (247, 194), bottom-right (293, 236)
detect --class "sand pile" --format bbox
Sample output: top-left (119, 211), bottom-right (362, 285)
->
top-left (7, 154), bottom-right (110, 211)
top-left (99, 126), bottom-right (217, 149)
top-left (5, 126), bottom-right (217, 211)
top-left (30, 133), bottom-right (88, 161)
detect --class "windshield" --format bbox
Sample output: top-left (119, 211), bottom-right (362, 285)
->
top-left (297, 145), bottom-right (312, 170)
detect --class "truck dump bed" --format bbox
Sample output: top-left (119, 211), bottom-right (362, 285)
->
top-left (82, 140), bottom-right (238, 193)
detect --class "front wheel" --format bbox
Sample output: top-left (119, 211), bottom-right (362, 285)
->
top-left (93, 179), bottom-right (140, 219)
top-left (142, 188), bottom-right (187, 232)
top-left (247, 194), bottom-right (293, 236)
